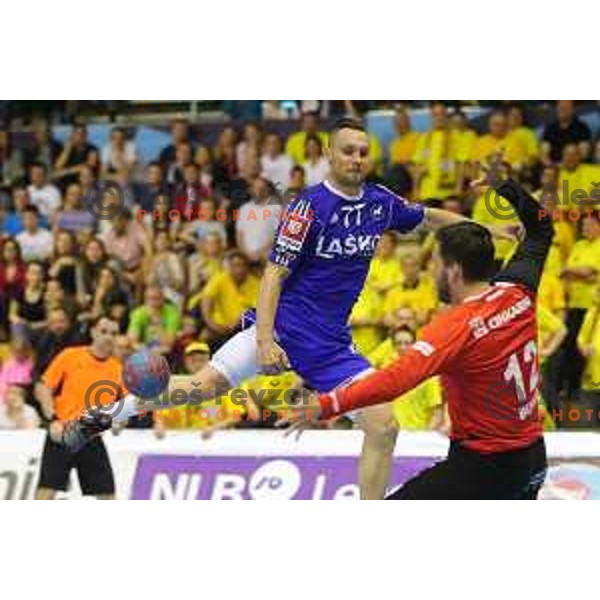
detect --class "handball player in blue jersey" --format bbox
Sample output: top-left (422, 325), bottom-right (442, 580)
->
top-left (62, 119), bottom-right (493, 499)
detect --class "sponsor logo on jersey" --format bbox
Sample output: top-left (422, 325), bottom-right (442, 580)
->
top-left (315, 233), bottom-right (381, 259)
top-left (276, 200), bottom-right (312, 252)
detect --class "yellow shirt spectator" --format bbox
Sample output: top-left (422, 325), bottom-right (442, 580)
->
top-left (510, 126), bottom-right (539, 163)
top-left (472, 188), bottom-right (520, 260)
top-left (368, 336), bottom-right (443, 429)
top-left (350, 285), bottom-right (384, 356)
top-left (564, 236), bottom-right (600, 310)
top-left (537, 304), bottom-right (566, 367)
top-left (576, 299), bottom-right (600, 390)
top-left (194, 268), bottom-right (260, 328)
top-left (383, 274), bottom-right (438, 325)
top-left (389, 132), bottom-right (421, 165)
top-left (538, 273), bottom-right (566, 316)
top-left (412, 129), bottom-right (463, 200)
top-left (471, 132), bottom-right (529, 170)
top-left (286, 130), bottom-right (329, 165)
top-left (366, 255), bottom-right (403, 295)
top-left (557, 164), bottom-right (599, 209)
top-left (368, 135), bottom-right (384, 177)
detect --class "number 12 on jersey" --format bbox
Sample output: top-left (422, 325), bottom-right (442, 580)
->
top-left (504, 340), bottom-right (540, 421)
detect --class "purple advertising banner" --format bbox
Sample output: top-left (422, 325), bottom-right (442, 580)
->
top-left (130, 455), bottom-right (439, 499)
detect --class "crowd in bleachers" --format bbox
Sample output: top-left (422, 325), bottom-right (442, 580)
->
top-left (1, 100), bottom-right (600, 434)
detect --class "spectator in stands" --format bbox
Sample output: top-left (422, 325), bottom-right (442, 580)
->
top-left (350, 284), bottom-right (384, 355)
top-left (507, 104), bottom-right (540, 166)
top-left (146, 230), bottom-right (185, 307)
top-left (177, 196), bottom-right (227, 249)
top-left (159, 119), bottom-right (193, 172)
top-left (80, 237), bottom-right (107, 301)
top-left (216, 146), bottom-right (261, 233)
top-left (285, 112), bottom-right (328, 165)
top-left (187, 230), bottom-right (225, 295)
top-left (389, 109), bottom-right (420, 166)
top-left (542, 100), bottom-right (592, 165)
top-left (557, 144), bottom-right (597, 209)
top-left (302, 134), bottom-right (329, 186)
top-left (261, 133), bottom-right (293, 191)
top-left (383, 254), bottom-right (438, 327)
top-left (194, 144), bottom-right (214, 193)
top-left (44, 278), bottom-right (78, 323)
top-left (237, 122), bottom-right (263, 174)
top-left (198, 250), bottom-right (259, 344)
top-left (412, 102), bottom-right (461, 200)
top-left (32, 307), bottom-right (83, 382)
top-left (368, 326), bottom-right (445, 431)
top-left (0, 337), bottom-right (33, 404)
top-left (286, 165), bottom-right (306, 202)
top-left (449, 109), bottom-right (477, 189)
top-left (557, 211), bottom-right (600, 400)
top-left (166, 142), bottom-right (193, 186)
top-left (236, 177), bottom-right (281, 265)
top-left (78, 164), bottom-right (98, 196)
top-left (53, 124), bottom-right (99, 186)
top-left (0, 385), bottom-right (39, 429)
top-left (535, 167), bottom-right (575, 282)
top-left (471, 110), bottom-right (529, 174)
top-left (102, 207), bottom-right (152, 295)
top-left (0, 129), bottom-right (25, 187)
top-left (1, 187), bottom-right (27, 237)
top-left (113, 333), bottom-right (133, 362)
top-left (127, 283), bottom-right (181, 354)
top-left (213, 126), bottom-right (239, 184)
top-left (135, 161), bottom-right (169, 213)
top-left (140, 192), bottom-right (173, 235)
top-left (83, 265), bottom-right (130, 327)
top-left (52, 182), bottom-right (95, 233)
top-left (172, 162), bottom-right (211, 219)
top-left (366, 230), bottom-right (402, 296)
top-left (47, 230), bottom-right (83, 298)
top-left (24, 120), bottom-right (62, 170)
top-left (27, 162), bottom-right (61, 221)
top-left (0, 238), bottom-right (26, 340)
top-left (169, 317), bottom-right (203, 373)
top-left (9, 261), bottom-right (46, 338)
top-left (15, 205), bottom-right (54, 262)
top-left (101, 126), bottom-right (138, 177)
top-left (576, 286), bottom-right (600, 427)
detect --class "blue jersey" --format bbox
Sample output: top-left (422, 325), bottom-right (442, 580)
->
top-left (263, 180), bottom-right (425, 391)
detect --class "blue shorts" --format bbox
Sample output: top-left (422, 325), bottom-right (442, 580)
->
top-left (211, 310), bottom-right (371, 393)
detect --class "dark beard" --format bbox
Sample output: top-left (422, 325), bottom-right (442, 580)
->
top-left (436, 271), bottom-right (452, 305)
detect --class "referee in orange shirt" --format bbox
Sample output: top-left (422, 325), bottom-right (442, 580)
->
top-left (34, 316), bottom-right (124, 499)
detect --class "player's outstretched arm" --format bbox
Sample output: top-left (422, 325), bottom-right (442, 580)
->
top-left (422, 207), bottom-right (470, 231)
top-left (492, 178), bottom-right (554, 293)
top-left (256, 261), bottom-right (290, 374)
top-left (316, 317), bottom-right (463, 420)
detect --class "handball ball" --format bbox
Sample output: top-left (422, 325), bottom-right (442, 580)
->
top-left (123, 348), bottom-right (171, 398)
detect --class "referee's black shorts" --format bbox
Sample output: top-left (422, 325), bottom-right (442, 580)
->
top-left (37, 434), bottom-right (115, 496)
top-left (386, 438), bottom-right (547, 500)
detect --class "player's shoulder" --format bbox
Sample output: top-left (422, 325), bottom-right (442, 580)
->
top-left (56, 345), bottom-right (87, 359)
top-left (51, 345), bottom-right (88, 365)
top-left (290, 183), bottom-right (332, 222)
top-left (365, 182), bottom-right (405, 203)
top-left (462, 283), bottom-right (535, 325)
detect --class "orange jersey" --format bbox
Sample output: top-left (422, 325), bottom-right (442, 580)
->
top-left (42, 346), bottom-right (125, 422)
top-left (324, 282), bottom-right (543, 453)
